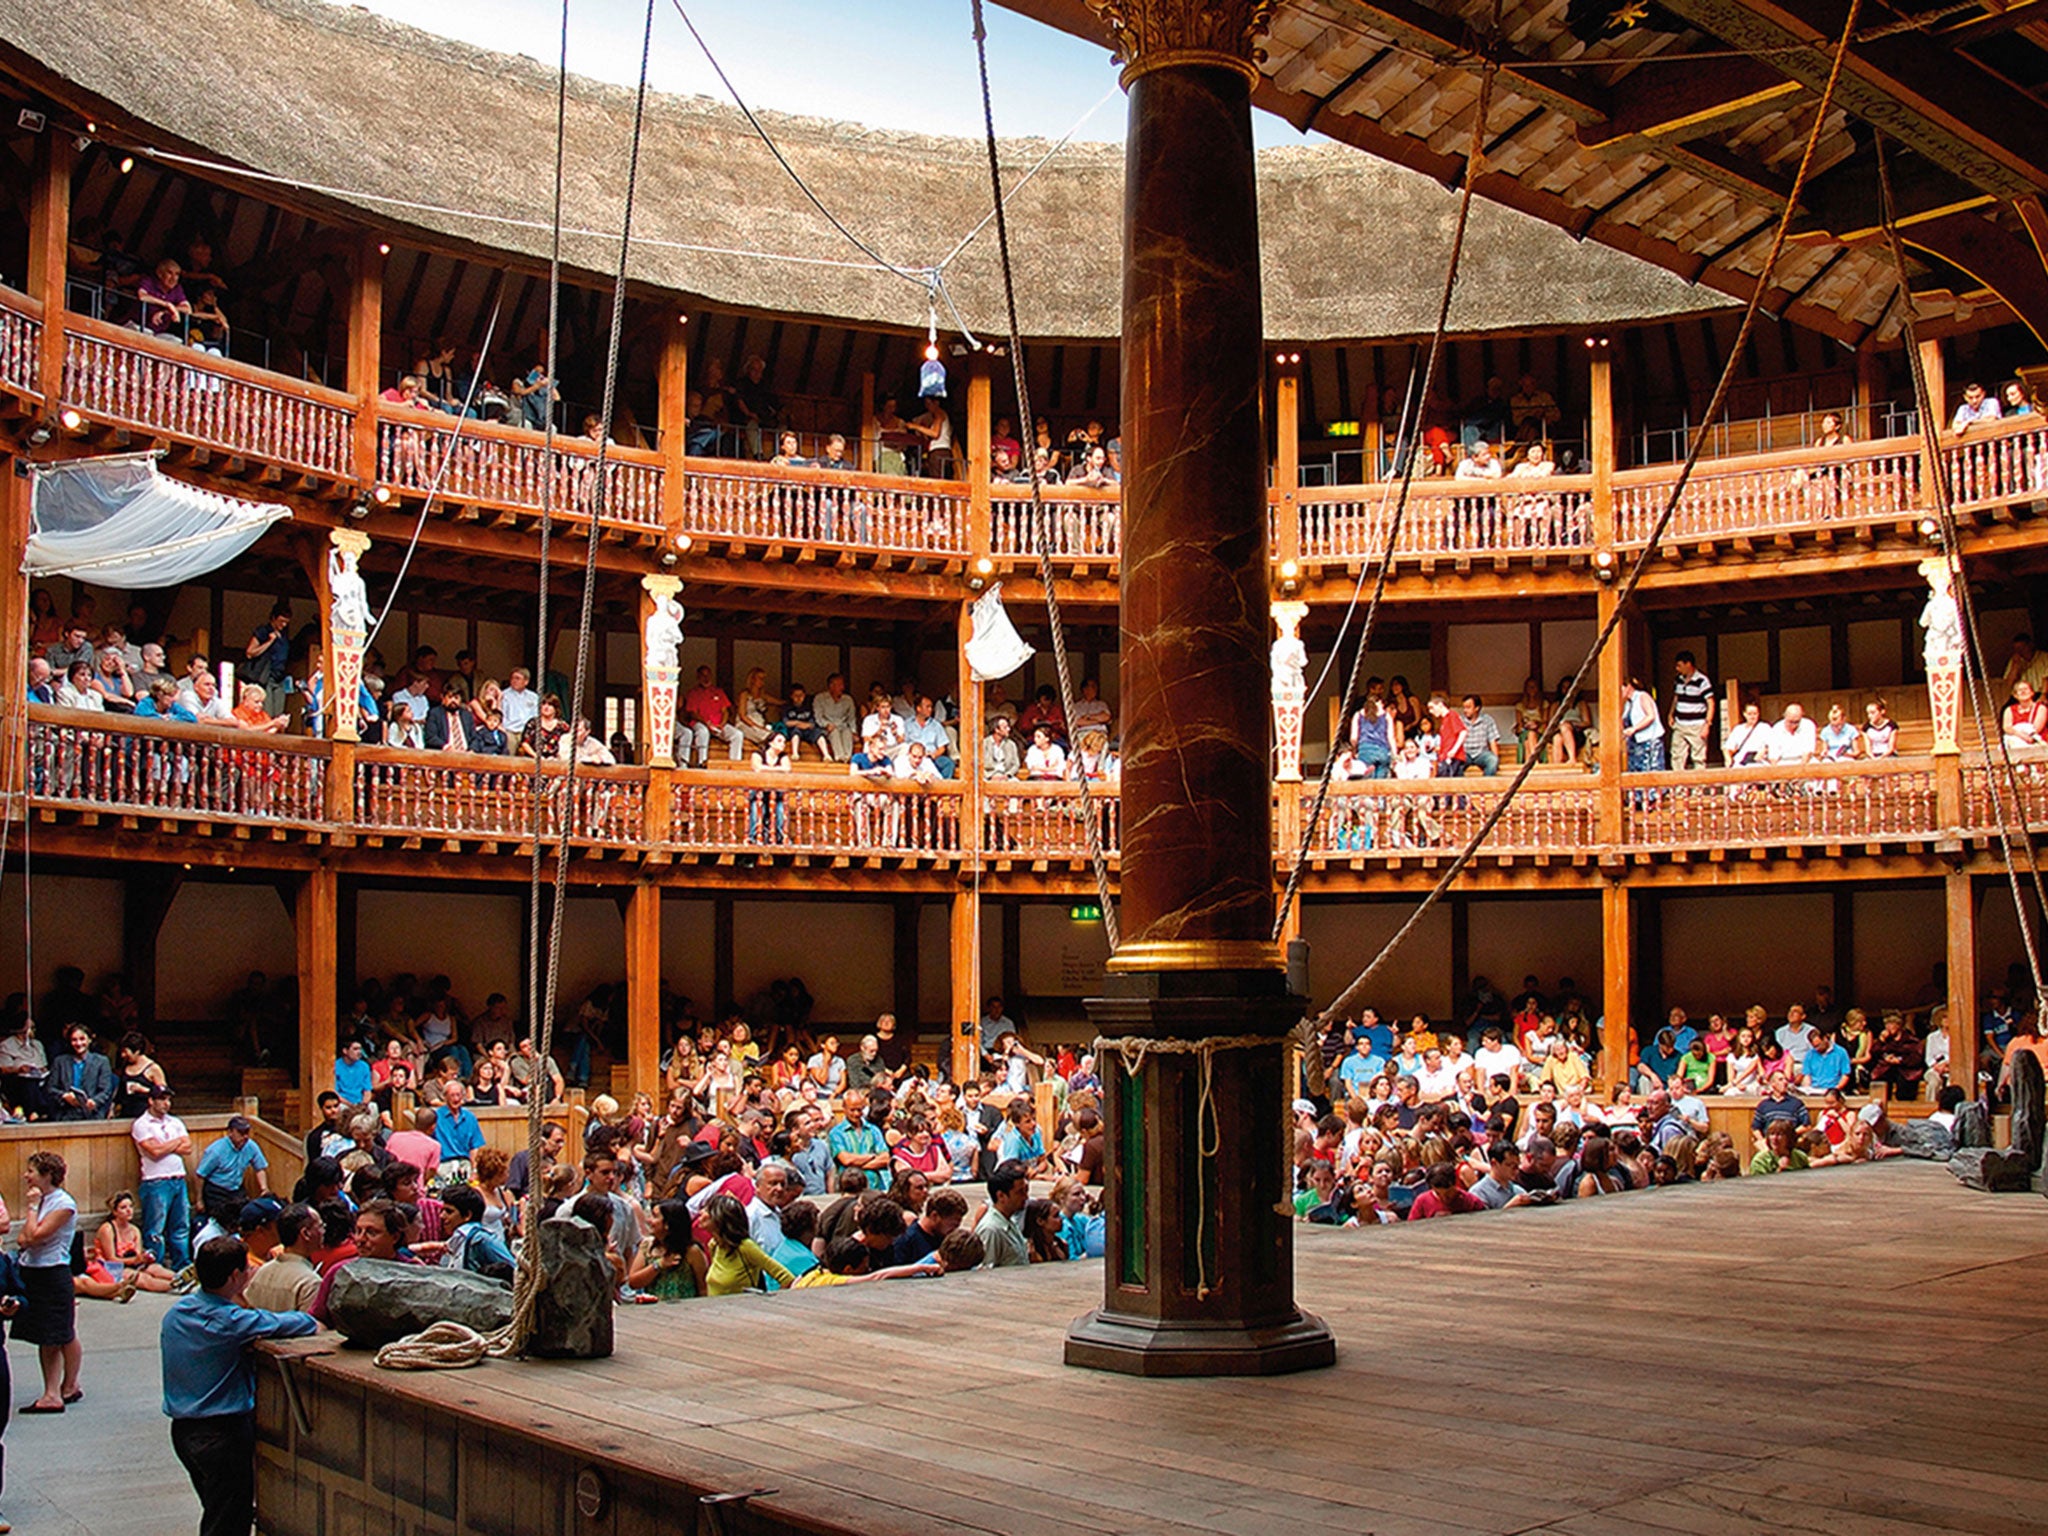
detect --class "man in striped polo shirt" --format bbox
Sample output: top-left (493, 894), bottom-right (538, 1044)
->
top-left (1669, 651), bottom-right (1716, 771)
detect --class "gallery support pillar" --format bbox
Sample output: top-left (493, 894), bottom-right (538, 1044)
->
top-left (1065, 0), bottom-right (1334, 1378)
top-left (625, 883), bottom-right (662, 1105)
top-left (296, 867), bottom-right (340, 1127)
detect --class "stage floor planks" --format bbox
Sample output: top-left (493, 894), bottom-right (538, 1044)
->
top-left (287, 1162), bottom-right (2048, 1535)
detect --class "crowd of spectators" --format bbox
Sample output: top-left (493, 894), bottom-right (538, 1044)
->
top-left (1292, 970), bottom-right (2033, 1226)
top-left (69, 226), bottom-right (236, 357)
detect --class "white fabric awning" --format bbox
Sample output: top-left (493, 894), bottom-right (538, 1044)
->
top-left (24, 454), bottom-right (290, 588)
top-left (965, 582), bottom-right (1034, 683)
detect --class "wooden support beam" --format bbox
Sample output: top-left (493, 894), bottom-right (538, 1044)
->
top-left (28, 130), bottom-right (71, 421)
top-left (1579, 56), bottom-right (1802, 154)
top-left (966, 355), bottom-right (993, 573)
top-left (1903, 209), bottom-right (2048, 350)
top-left (624, 882), bottom-right (662, 1104)
top-left (1944, 870), bottom-right (1978, 1099)
top-left (296, 865), bottom-right (340, 1128)
top-left (1657, 0), bottom-right (2048, 199)
top-left (950, 884), bottom-right (981, 1088)
top-left (1591, 347), bottom-right (1624, 850)
top-left (659, 310), bottom-right (690, 544)
top-left (1328, 0), bottom-right (1608, 124)
top-left (894, 897), bottom-right (920, 1032)
top-left (1601, 882), bottom-right (1631, 1092)
top-left (712, 894), bottom-right (734, 1018)
top-left (121, 867), bottom-right (184, 1036)
top-left (348, 235), bottom-right (384, 492)
top-left (1274, 355), bottom-right (1302, 572)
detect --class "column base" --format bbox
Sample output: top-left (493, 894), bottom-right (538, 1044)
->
top-left (1064, 1305), bottom-right (1336, 1377)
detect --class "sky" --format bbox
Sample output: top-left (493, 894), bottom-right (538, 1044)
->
top-left (330, 0), bottom-right (1306, 146)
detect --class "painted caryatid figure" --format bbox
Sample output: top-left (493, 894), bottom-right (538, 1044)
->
top-left (1919, 556), bottom-right (1963, 755)
top-left (641, 574), bottom-right (686, 768)
top-left (326, 529), bottom-right (372, 742)
top-left (1270, 600), bottom-right (1309, 782)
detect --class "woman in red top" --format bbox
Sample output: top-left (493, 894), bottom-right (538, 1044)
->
top-left (2002, 679), bottom-right (2047, 751)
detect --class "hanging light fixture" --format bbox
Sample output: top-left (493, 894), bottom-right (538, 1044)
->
top-left (919, 294), bottom-right (948, 401)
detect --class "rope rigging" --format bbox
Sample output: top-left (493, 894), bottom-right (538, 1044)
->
top-left (969, 0), bottom-right (1121, 952)
top-left (1299, 0), bottom-right (1872, 1035)
top-left (1273, 0), bottom-right (1507, 949)
top-left (1872, 131), bottom-right (2048, 1004)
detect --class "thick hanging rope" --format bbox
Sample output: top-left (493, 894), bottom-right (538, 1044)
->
top-left (1302, 0), bottom-right (1869, 1034)
top-left (1874, 132), bottom-right (2048, 1002)
top-left (1274, 0), bottom-right (1506, 947)
top-left (970, 0), bottom-right (1120, 951)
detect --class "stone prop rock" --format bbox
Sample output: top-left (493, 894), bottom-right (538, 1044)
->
top-left (324, 1258), bottom-right (513, 1347)
top-left (2009, 1050), bottom-right (2045, 1174)
top-left (1891, 1119), bottom-right (1953, 1161)
top-left (1948, 1147), bottom-right (2035, 1193)
top-left (526, 1213), bottom-right (614, 1360)
top-left (1951, 1101), bottom-right (1993, 1150)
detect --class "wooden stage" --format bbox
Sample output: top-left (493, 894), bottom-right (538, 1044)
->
top-left (259, 1161), bottom-right (2048, 1536)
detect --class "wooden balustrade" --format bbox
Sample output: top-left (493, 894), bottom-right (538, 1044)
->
top-left (982, 780), bottom-right (1122, 859)
top-left (353, 749), bottom-right (646, 843)
top-left (1612, 439), bottom-right (1921, 546)
top-left (27, 708), bottom-right (329, 824)
top-left (1307, 776), bottom-right (1597, 857)
top-left (990, 487), bottom-right (1122, 559)
top-left (680, 461), bottom-right (967, 556)
top-left (375, 408), bottom-right (664, 529)
top-left (1295, 477), bottom-right (1596, 561)
top-left (1945, 415), bottom-right (2048, 514)
top-left (19, 708), bottom-right (2043, 866)
top-left (0, 285), bottom-right (42, 399)
top-left (668, 770), bottom-right (964, 856)
top-left (1618, 758), bottom-right (1939, 850)
top-left (61, 316), bottom-right (355, 478)
top-left (1959, 757), bottom-right (2048, 835)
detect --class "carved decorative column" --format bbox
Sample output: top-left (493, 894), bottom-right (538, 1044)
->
top-left (325, 529), bottom-right (373, 742)
top-left (640, 574), bottom-right (685, 768)
top-left (1066, 0), bottom-right (1334, 1377)
top-left (1270, 599), bottom-right (1309, 782)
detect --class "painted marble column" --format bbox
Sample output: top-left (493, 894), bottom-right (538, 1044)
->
top-left (325, 529), bottom-right (372, 743)
top-left (1066, 0), bottom-right (1333, 1378)
top-left (641, 575), bottom-right (685, 768)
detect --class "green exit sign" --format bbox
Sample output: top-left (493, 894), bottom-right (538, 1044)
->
top-left (1069, 903), bottom-right (1103, 922)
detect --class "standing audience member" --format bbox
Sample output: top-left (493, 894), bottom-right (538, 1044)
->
top-left (133, 1086), bottom-right (195, 1273)
top-left (16, 1151), bottom-right (83, 1416)
top-left (160, 1236), bottom-right (319, 1536)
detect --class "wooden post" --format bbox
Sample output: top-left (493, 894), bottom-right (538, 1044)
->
top-left (0, 476), bottom-right (29, 746)
top-left (950, 887), bottom-right (980, 1087)
top-left (27, 131), bottom-right (71, 423)
top-left (296, 866), bottom-right (340, 1130)
top-left (966, 357), bottom-right (993, 574)
top-left (953, 598), bottom-right (984, 1086)
top-left (712, 895), bottom-right (735, 1017)
top-left (1917, 337), bottom-right (1947, 427)
top-left (1591, 344), bottom-right (1623, 854)
top-left (658, 312), bottom-right (689, 543)
top-left (1853, 344), bottom-right (1887, 439)
top-left (859, 370), bottom-right (877, 472)
top-left (1274, 353), bottom-right (1302, 571)
top-left (893, 899), bottom-right (920, 1031)
top-left (1601, 881), bottom-right (1631, 1092)
top-left (1945, 871), bottom-right (1979, 1100)
top-left (625, 882), bottom-right (662, 1104)
top-left (348, 234), bottom-right (384, 493)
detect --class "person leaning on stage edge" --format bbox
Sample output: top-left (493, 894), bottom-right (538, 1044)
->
top-left (161, 1236), bottom-right (318, 1536)
top-left (976, 1159), bottom-right (1032, 1268)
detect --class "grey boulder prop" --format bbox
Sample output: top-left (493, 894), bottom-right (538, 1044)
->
top-left (526, 1214), bottom-right (615, 1359)
top-left (2008, 1050), bottom-right (2044, 1173)
top-left (324, 1259), bottom-right (513, 1347)
top-left (1948, 1147), bottom-right (2035, 1193)
top-left (1951, 1100), bottom-right (1992, 1150)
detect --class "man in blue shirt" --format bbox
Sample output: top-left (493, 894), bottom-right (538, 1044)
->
top-left (193, 1117), bottom-right (271, 1225)
top-left (433, 1082), bottom-right (486, 1162)
top-left (333, 1039), bottom-right (373, 1105)
top-left (1802, 1028), bottom-right (1853, 1094)
top-left (1336, 1037), bottom-right (1387, 1097)
top-left (161, 1236), bottom-right (318, 1536)
top-left (826, 1092), bottom-right (891, 1182)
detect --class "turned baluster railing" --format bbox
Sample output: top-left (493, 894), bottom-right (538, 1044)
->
top-left (679, 463), bottom-right (968, 558)
top-left (25, 710), bottom-right (328, 823)
top-left (1307, 777), bottom-right (1596, 857)
top-left (374, 410), bottom-right (665, 529)
top-left (1618, 758), bottom-right (1940, 849)
top-left (989, 489), bottom-right (1123, 559)
top-left (60, 317), bottom-right (354, 477)
top-left (0, 286), bottom-right (43, 400)
top-left (981, 781), bottom-right (1122, 859)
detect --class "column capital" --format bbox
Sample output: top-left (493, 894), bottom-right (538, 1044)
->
top-left (1088, 0), bottom-right (1276, 87)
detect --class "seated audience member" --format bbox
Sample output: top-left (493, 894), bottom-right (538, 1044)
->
top-left (1748, 1117), bottom-right (1810, 1175)
top-left (245, 1203), bottom-right (326, 1313)
top-left (1749, 1074), bottom-right (1811, 1151)
top-left (975, 1159), bottom-right (1032, 1267)
top-left (1407, 1161), bottom-right (1485, 1219)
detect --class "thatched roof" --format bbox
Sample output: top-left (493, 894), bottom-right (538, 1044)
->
top-left (0, 0), bottom-right (1734, 339)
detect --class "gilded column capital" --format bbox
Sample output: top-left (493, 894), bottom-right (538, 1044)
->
top-left (1087, 0), bottom-right (1276, 87)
